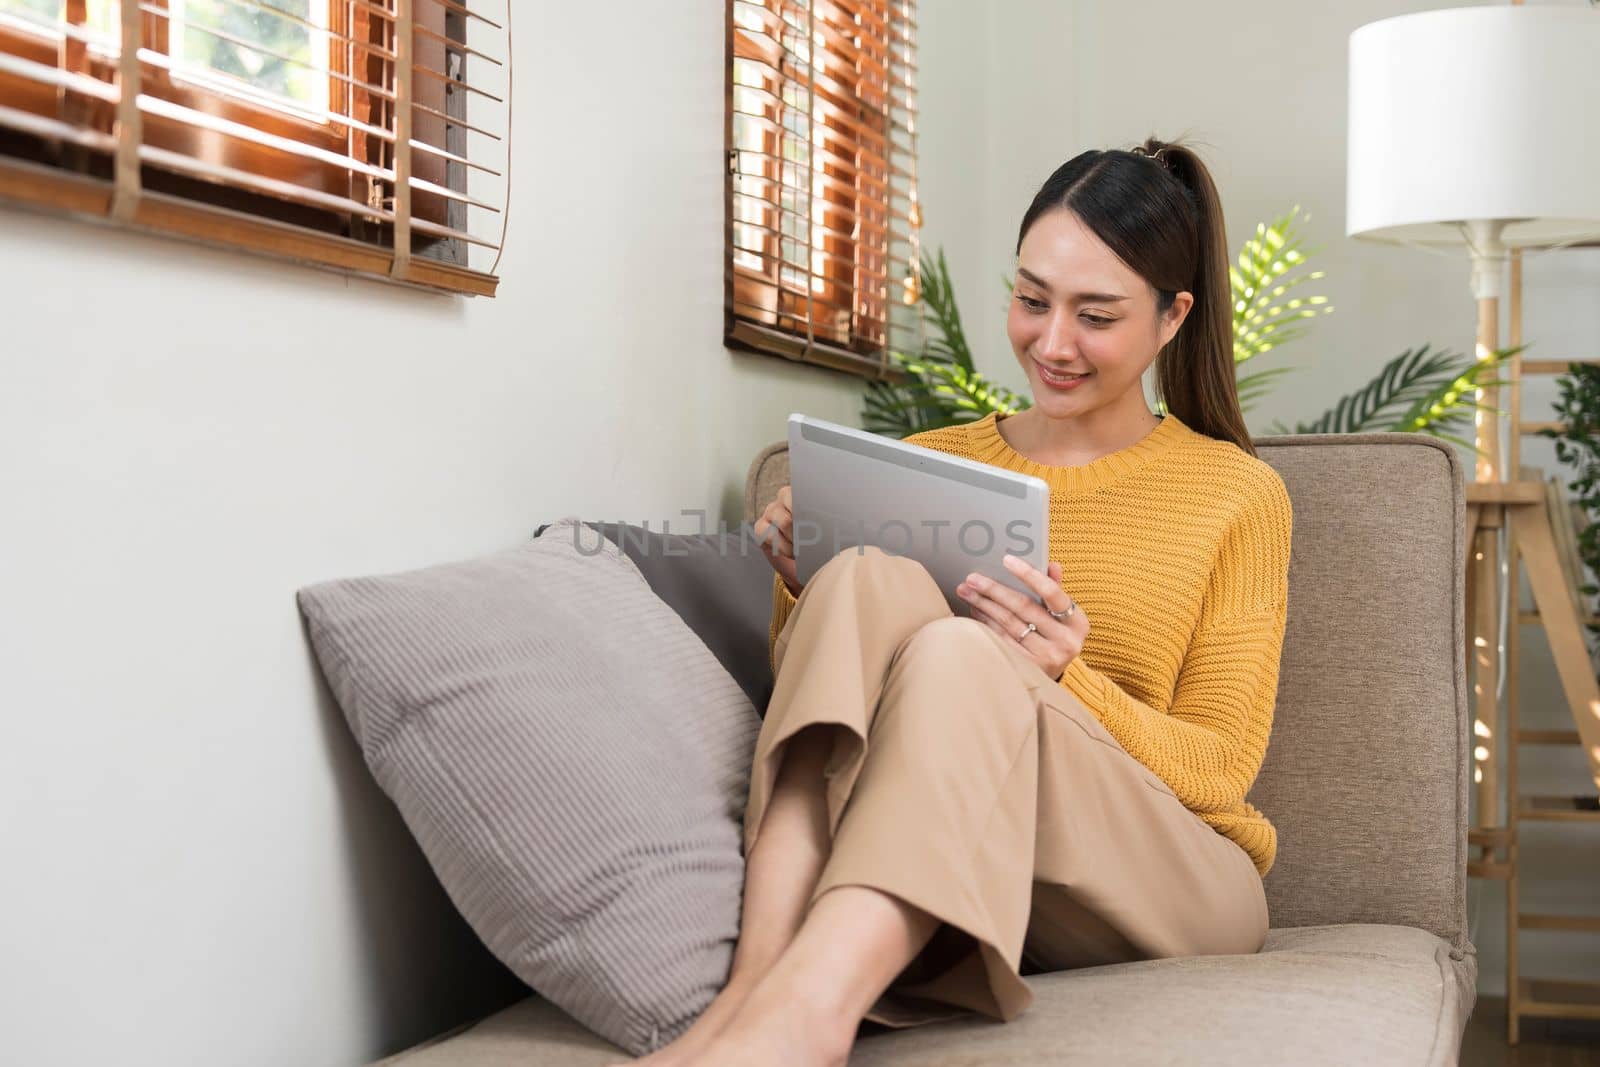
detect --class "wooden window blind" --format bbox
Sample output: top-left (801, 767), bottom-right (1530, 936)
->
top-left (726, 0), bottom-right (921, 379)
top-left (0, 0), bottom-right (510, 296)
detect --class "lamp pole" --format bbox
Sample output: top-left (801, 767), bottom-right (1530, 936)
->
top-left (1467, 218), bottom-right (1508, 831)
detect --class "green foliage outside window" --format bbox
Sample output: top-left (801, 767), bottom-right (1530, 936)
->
top-left (0, 0), bottom-right (324, 111)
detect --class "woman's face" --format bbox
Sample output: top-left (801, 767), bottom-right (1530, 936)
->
top-left (1006, 208), bottom-right (1192, 420)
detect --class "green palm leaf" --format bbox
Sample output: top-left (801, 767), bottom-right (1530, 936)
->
top-left (1289, 345), bottom-right (1453, 433)
top-left (1391, 345), bottom-right (1524, 437)
top-left (1285, 344), bottom-right (1517, 436)
top-left (861, 252), bottom-right (1025, 438)
top-left (917, 248), bottom-right (974, 372)
top-left (1231, 206), bottom-right (1334, 365)
top-left (1237, 365), bottom-right (1301, 412)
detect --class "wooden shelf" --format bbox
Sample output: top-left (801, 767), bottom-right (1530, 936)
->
top-left (1522, 359), bottom-right (1600, 375)
top-left (1516, 610), bottom-right (1600, 626)
top-left (1522, 420), bottom-right (1568, 436)
top-left (1520, 914), bottom-right (1600, 933)
top-left (1516, 415), bottom-right (1568, 435)
top-left (1518, 729), bottom-right (1582, 746)
top-left (1476, 250), bottom-right (1600, 1042)
top-left (1467, 481), bottom-right (1548, 504)
top-left (1468, 826), bottom-right (1512, 879)
top-left (1518, 795), bottom-right (1600, 823)
top-left (1517, 978), bottom-right (1600, 1021)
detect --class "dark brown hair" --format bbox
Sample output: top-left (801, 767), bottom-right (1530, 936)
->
top-left (1015, 136), bottom-right (1253, 456)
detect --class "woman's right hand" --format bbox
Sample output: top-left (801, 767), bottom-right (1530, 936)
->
top-left (754, 484), bottom-right (803, 597)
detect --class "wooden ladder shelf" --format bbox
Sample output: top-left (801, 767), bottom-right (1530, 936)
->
top-left (1463, 250), bottom-right (1600, 1044)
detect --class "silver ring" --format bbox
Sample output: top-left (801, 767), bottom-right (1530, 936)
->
top-left (1017, 622), bottom-right (1039, 642)
top-left (1048, 600), bottom-right (1077, 621)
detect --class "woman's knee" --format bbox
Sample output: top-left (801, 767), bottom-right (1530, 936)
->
top-left (877, 618), bottom-right (1038, 741)
top-left (900, 615), bottom-right (991, 662)
top-left (811, 543), bottom-right (939, 598)
top-left (895, 619), bottom-right (1030, 710)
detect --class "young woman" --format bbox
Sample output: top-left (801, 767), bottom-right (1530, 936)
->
top-left (623, 137), bottom-right (1293, 1067)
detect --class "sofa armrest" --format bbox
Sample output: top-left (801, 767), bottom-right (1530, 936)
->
top-left (745, 441), bottom-right (790, 525)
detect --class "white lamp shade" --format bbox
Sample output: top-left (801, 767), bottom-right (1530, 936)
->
top-left (1347, 5), bottom-right (1600, 249)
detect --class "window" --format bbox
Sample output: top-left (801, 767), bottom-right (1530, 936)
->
top-left (164, 0), bottom-right (332, 115)
top-left (0, 0), bottom-right (510, 296)
top-left (726, 0), bottom-right (921, 378)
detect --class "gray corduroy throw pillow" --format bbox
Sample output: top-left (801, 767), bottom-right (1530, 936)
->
top-left (297, 516), bottom-right (760, 1055)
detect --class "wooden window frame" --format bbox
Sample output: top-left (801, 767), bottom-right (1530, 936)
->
top-left (723, 0), bottom-right (919, 380)
top-left (0, 0), bottom-right (497, 296)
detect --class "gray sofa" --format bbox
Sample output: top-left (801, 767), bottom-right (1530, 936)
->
top-left (376, 431), bottom-right (1476, 1066)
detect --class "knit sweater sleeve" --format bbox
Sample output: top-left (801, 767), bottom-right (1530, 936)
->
top-left (1057, 472), bottom-right (1293, 814)
top-left (769, 571), bottom-right (800, 678)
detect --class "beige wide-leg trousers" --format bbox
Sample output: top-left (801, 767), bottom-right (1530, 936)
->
top-left (744, 545), bottom-right (1268, 1028)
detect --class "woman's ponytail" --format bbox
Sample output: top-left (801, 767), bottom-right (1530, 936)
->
top-left (1143, 139), bottom-right (1255, 457)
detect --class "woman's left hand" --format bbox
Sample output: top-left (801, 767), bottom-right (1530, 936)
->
top-left (956, 555), bottom-right (1089, 682)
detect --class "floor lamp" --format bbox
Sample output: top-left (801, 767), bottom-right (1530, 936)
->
top-left (1347, 3), bottom-right (1600, 1038)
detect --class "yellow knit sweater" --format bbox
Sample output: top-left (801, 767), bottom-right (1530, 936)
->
top-left (767, 410), bottom-right (1293, 876)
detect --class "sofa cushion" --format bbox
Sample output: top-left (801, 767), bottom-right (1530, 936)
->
top-left (298, 517), bottom-right (760, 1056)
top-left (371, 924), bottom-right (1474, 1067)
top-left (538, 520), bottom-right (776, 713)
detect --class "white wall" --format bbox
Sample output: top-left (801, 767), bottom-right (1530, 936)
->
top-left (0, 3), bottom-right (863, 1064)
top-left (916, 0), bottom-right (1600, 1002)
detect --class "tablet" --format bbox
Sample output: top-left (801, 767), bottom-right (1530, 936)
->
top-left (786, 413), bottom-right (1051, 615)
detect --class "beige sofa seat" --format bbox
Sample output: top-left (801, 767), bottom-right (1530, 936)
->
top-left (379, 924), bottom-right (1467, 1066)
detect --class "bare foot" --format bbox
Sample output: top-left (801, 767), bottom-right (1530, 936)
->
top-left (691, 973), bottom-right (855, 1067)
top-left (603, 975), bottom-right (759, 1067)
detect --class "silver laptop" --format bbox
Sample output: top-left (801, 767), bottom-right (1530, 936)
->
top-left (786, 413), bottom-right (1051, 615)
